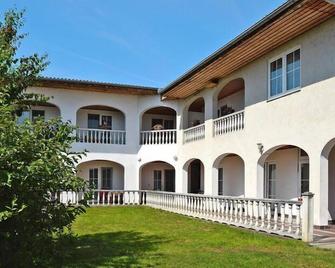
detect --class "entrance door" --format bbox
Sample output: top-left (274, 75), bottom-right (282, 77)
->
top-left (190, 160), bottom-right (201, 193)
top-left (164, 169), bottom-right (175, 192)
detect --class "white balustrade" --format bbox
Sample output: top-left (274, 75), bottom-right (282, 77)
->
top-left (57, 190), bottom-right (314, 242)
top-left (140, 129), bottom-right (177, 145)
top-left (77, 128), bottom-right (126, 145)
top-left (183, 124), bottom-right (205, 143)
top-left (213, 110), bottom-right (244, 136)
top-left (58, 190), bottom-right (145, 206)
top-left (144, 191), bottom-right (310, 240)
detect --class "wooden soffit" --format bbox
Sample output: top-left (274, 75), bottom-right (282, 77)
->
top-left (161, 0), bottom-right (335, 99)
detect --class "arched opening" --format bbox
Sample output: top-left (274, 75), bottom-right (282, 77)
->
top-left (215, 78), bottom-right (245, 118)
top-left (258, 145), bottom-right (309, 199)
top-left (184, 159), bottom-right (204, 194)
top-left (213, 154), bottom-right (245, 197)
top-left (76, 105), bottom-right (126, 144)
top-left (77, 160), bottom-right (125, 190)
top-left (17, 102), bottom-right (61, 124)
top-left (184, 97), bottom-right (205, 129)
top-left (321, 139), bottom-right (335, 223)
top-left (140, 161), bottom-right (175, 192)
top-left (140, 106), bottom-right (177, 144)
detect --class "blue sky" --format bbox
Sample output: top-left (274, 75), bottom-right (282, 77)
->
top-left (0, 0), bottom-right (285, 88)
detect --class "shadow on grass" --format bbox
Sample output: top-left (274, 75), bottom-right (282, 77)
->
top-left (61, 231), bottom-right (165, 268)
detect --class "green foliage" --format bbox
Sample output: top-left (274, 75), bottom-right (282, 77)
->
top-left (0, 9), bottom-right (88, 267)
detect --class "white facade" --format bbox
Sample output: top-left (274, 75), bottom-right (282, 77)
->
top-left (26, 16), bottom-right (335, 227)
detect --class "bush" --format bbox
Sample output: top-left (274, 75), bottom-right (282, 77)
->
top-left (0, 10), bottom-right (88, 267)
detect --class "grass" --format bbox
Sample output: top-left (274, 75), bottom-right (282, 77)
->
top-left (63, 206), bottom-right (335, 268)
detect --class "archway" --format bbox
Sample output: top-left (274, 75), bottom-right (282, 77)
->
top-left (258, 145), bottom-right (309, 199)
top-left (184, 159), bottom-right (205, 194)
top-left (139, 161), bottom-right (175, 192)
top-left (76, 105), bottom-right (125, 130)
top-left (76, 105), bottom-right (126, 144)
top-left (321, 139), bottom-right (335, 223)
top-left (184, 97), bottom-right (205, 129)
top-left (213, 154), bottom-right (245, 197)
top-left (140, 106), bottom-right (177, 144)
top-left (17, 102), bottom-right (61, 123)
top-left (215, 78), bottom-right (245, 118)
top-left (77, 160), bottom-right (125, 190)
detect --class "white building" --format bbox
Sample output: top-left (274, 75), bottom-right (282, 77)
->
top-left (25, 0), bottom-right (335, 227)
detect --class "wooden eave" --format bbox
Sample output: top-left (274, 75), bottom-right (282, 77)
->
top-left (161, 0), bottom-right (335, 99)
top-left (34, 78), bottom-right (158, 96)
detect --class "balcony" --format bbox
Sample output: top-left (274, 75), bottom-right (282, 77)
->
top-left (76, 105), bottom-right (126, 145)
top-left (213, 110), bottom-right (245, 136)
top-left (140, 106), bottom-right (177, 145)
top-left (140, 129), bottom-right (176, 145)
top-left (77, 128), bottom-right (126, 145)
top-left (183, 123), bottom-right (205, 143)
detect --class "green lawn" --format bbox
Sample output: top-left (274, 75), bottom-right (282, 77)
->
top-left (63, 206), bottom-right (335, 268)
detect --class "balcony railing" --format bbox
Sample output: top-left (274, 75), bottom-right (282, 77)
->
top-left (140, 129), bottom-right (177, 145)
top-left (58, 190), bottom-right (314, 242)
top-left (77, 128), bottom-right (126, 145)
top-left (213, 110), bottom-right (244, 137)
top-left (183, 123), bottom-right (205, 144)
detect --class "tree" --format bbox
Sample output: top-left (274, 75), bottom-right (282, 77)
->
top-left (0, 10), bottom-right (88, 267)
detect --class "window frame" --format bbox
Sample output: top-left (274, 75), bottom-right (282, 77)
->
top-left (264, 161), bottom-right (277, 199)
top-left (218, 167), bottom-right (223, 196)
top-left (89, 168), bottom-right (99, 189)
top-left (101, 167), bottom-right (113, 190)
top-left (87, 113), bottom-right (100, 129)
top-left (268, 46), bottom-right (301, 100)
top-left (153, 170), bottom-right (162, 191)
top-left (298, 150), bottom-right (309, 196)
top-left (101, 114), bottom-right (113, 129)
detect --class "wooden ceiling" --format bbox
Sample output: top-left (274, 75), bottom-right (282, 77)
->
top-left (161, 0), bottom-right (335, 99)
top-left (35, 77), bottom-right (158, 96)
top-left (145, 106), bottom-right (176, 115)
top-left (218, 78), bottom-right (244, 100)
top-left (189, 97), bottom-right (205, 112)
top-left (80, 105), bottom-right (122, 112)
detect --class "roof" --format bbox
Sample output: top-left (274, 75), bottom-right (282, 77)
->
top-left (160, 0), bottom-right (335, 99)
top-left (35, 77), bottom-right (159, 96)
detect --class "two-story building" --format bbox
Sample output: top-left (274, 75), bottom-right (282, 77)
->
top-left (25, 0), bottom-right (335, 227)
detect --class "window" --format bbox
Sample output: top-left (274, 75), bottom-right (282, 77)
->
top-left (32, 110), bottom-right (45, 123)
top-left (265, 163), bottom-right (276, 199)
top-left (269, 48), bottom-right (301, 98)
top-left (153, 170), bottom-right (162, 191)
top-left (270, 58), bottom-right (283, 97)
top-left (88, 114), bottom-right (100, 129)
top-left (163, 120), bottom-right (174, 129)
top-left (101, 167), bottom-right (113, 190)
top-left (218, 168), bottom-right (223, 195)
top-left (101, 115), bottom-right (112, 129)
top-left (89, 168), bottom-right (98, 189)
